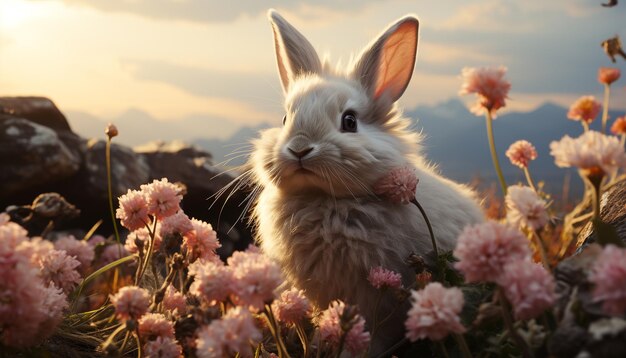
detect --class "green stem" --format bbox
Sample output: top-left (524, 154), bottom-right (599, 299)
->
top-left (436, 340), bottom-right (450, 358)
top-left (523, 167), bottom-right (537, 193)
top-left (411, 199), bottom-right (438, 257)
top-left (135, 330), bottom-right (142, 358)
top-left (453, 333), bottom-right (473, 358)
top-left (295, 323), bottom-right (309, 358)
top-left (531, 231), bottom-right (551, 270)
top-left (497, 288), bottom-right (533, 358)
top-left (265, 304), bottom-right (291, 358)
top-left (485, 111), bottom-right (507, 196)
top-left (602, 84), bottom-right (610, 134)
top-left (105, 138), bottom-right (122, 251)
top-left (370, 291), bottom-right (383, 341)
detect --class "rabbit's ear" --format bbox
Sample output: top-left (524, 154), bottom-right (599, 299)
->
top-left (352, 16), bottom-right (419, 102)
top-left (268, 10), bottom-right (322, 93)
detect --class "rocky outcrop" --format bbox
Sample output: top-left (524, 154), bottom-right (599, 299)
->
top-left (0, 117), bottom-right (81, 196)
top-left (0, 97), bottom-right (253, 256)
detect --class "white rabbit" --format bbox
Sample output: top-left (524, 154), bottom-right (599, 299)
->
top-left (247, 10), bottom-right (484, 356)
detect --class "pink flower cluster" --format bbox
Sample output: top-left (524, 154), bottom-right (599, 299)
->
top-left (453, 221), bottom-right (531, 283)
top-left (189, 247), bottom-right (282, 311)
top-left (506, 140), bottom-right (537, 169)
top-left (567, 96), bottom-right (601, 124)
top-left (498, 261), bottom-right (556, 320)
top-left (116, 178), bottom-right (182, 230)
top-left (54, 234), bottom-right (95, 273)
top-left (598, 67), bottom-right (621, 85)
top-left (505, 185), bottom-right (549, 231)
top-left (110, 286), bottom-right (150, 321)
top-left (611, 116), bottom-right (626, 136)
top-left (272, 288), bottom-right (311, 325)
top-left (550, 130), bottom-right (626, 179)
top-left (0, 215), bottom-right (69, 347)
top-left (373, 166), bottom-right (418, 205)
top-left (460, 66), bottom-right (511, 116)
top-left (589, 245), bottom-right (626, 316)
top-left (367, 266), bottom-right (403, 289)
top-left (453, 221), bottom-right (556, 320)
top-left (318, 300), bottom-right (370, 356)
top-left (405, 282), bottom-right (466, 341)
top-left (195, 306), bottom-right (262, 358)
top-left (138, 313), bottom-right (175, 340)
top-left (184, 218), bottom-right (221, 262)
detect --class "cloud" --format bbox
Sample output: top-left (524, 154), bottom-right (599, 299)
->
top-left (122, 59), bottom-right (284, 115)
top-left (29, 0), bottom-right (378, 23)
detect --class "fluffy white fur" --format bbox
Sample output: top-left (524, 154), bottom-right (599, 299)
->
top-left (246, 10), bottom-right (484, 355)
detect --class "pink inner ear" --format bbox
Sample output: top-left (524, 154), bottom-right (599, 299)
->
top-left (374, 21), bottom-right (418, 101)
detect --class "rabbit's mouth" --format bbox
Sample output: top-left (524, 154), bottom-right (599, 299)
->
top-left (293, 167), bottom-right (316, 176)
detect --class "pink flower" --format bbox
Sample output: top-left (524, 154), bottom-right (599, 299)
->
top-left (405, 282), bottom-right (466, 341)
top-left (272, 288), bottom-right (310, 325)
top-left (453, 221), bottom-right (531, 283)
top-left (88, 234), bottom-right (106, 247)
top-left (505, 140), bottom-right (538, 169)
top-left (110, 286), bottom-right (150, 321)
top-left (38, 249), bottom-right (82, 293)
top-left (318, 300), bottom-right (370, 356)
top-left (460, 66), bottom-right (511, 116)
top-left (139, 313), bottom-right (175, 340)
top-left (195, 306), bottom-right (262, 358)
top-left (228, 250), bottom-right (282, 311)
top-left (99, 244), bottom-right (128, 266)
top-left (505, 185), bottom-right (549, 230)
top-left (373, 166), bottom-right (418, 205)
top-left (163, 285), bottom-right (187, 315)
top-left (0, 225), bottom-right (67, 347)
top-left (184, 219), bottom-right (221, 262)
top-left (611, 116), bottom-right (626, 135)
top-left (141, 178), bottom-right (182, 219)
top-left (144, 336), bottom-right (182, 358)
top-left (368, 266), bottom-right (403, 289)
top-left (159, 211), bottom-right (193, 238)
top-left (550, 131), bottom-right (626, 179)
top-left (598, 67), bottom-right (621, 85)
top-left (567, 96), bottom-right (601, 124)
top-left (498, 260), bottom-right (556, 320)
top-left (54, 234), bottom-right (95, 271)
top-left (116, 189), bottom-right (150, 231)
top-left (18, 236), bottom-right (54, 264)
top-left (189, 260), bottom-right (235, 305)
top-left (589, 245), bottom-right (626, 316)
top-left (124, 227), bottom-right (161, 254)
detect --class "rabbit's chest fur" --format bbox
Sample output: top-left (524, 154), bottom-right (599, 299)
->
top-left (255, 166), bottom-right (483, 311)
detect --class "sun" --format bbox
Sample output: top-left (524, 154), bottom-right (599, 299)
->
top-left (0, 0), bottom-right (50, 29)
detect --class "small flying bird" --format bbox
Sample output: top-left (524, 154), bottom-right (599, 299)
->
top-left (601, 35), bottom-right (626, 63)
top-left (601, 0), bottom-right (618, 7)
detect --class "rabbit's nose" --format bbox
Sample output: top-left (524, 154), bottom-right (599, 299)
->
top-left (288, 147), bottom-right (314, 159)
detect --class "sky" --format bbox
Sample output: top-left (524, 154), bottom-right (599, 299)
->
top-left (1, 0), bottom-right (625, 139)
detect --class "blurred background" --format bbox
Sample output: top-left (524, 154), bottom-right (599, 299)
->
top-left (1, 0), bottom-right (625, 195)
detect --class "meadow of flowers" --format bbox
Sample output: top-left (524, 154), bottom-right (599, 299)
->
top-left (2, 56), bottom-right (626, 358)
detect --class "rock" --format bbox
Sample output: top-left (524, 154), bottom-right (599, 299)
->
top-left (82, 139), bottom-right (150, 200)
top-left (0, 96), bottom-right (72, 132)
top-left (577, 180), bottom-right (626, 248)
top-left (0, 117), bottom-right (81, 196)
top-left (0, 97), bottom-right (254, 255)
top-left (136, 140), bottom-right (253, 256)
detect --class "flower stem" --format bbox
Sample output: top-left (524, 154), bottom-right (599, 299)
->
top-left (602, 84), bottom-right (610, 133)
top-left (436, 340), bottom-right (450, 358)
top-left (265, 304), bottom-right (291, 358)
top-left (134, 330), bottom-right (142, 358)
top-left (523, 167), bottom-right (537, 193)
top-left (410, 198), bottom-right (439, 258)
top-left (531, 231), bottom-right (551, 270)
top-left (497, 288), bottom-right (533, 358)
top-left (485, 111), bottom-right (507, 196)
top-left (105, 138), bottom-right (122, 250)
top-left (295, 323), bottom-right (309, 358)
top-left (453, 333), bottom-right (473, 358)
top-left (370, 291), bottom-right (383, 340)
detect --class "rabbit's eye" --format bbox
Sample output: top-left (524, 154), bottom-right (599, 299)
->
top-left (282, 115), bottom-right (287, 126)
top-left (341, 110), bottom-right (357, 133)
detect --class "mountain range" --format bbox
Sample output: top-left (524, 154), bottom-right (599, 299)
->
top-left (68, 99), bottom-right (624, 198)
